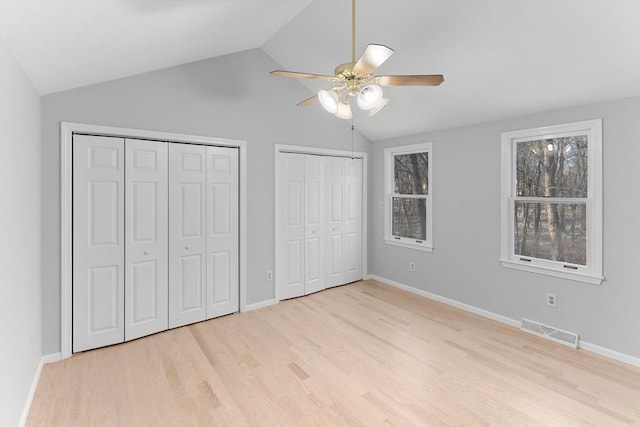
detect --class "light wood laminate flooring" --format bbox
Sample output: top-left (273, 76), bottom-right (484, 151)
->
top-left (27, 280), bottom-right (640, 426)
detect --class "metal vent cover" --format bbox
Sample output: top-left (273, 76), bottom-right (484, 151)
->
top-left (520, 318), bottom-right (579, 349)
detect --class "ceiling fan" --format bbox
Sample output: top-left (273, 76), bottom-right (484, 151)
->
top-left (270, 0), bottom-right (444, 119)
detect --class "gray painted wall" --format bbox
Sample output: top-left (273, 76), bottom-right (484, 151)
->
top-left (40, 44), bottom-right (638, 360)
top-left (0, 37), bottom-right (42, 426)
top-left (368, 96), bottom-right (640, 358)
top-left (41, 48), bottom-right (370, 354)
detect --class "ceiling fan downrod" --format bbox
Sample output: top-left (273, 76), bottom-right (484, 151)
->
top-left (352, 0), bottom-right (356, 63)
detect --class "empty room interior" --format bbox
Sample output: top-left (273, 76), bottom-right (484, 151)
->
top-left (1, 0), bottom-right (639, 425)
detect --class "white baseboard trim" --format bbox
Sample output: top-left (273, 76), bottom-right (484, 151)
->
top-left (365, 274), bottom-right (640, 367)
top-left (18, 353), bottom-right (63, 427)
top-left (18, 361), bottom-right (41, 427)
top-left (41, 352), bottom-right (62, 365)
top-left (579, 341), bottom-right (640, 367)
top-left (243, 299), bottom-right (277, 312)
top-left (366, 274), bottom-right (520, 328)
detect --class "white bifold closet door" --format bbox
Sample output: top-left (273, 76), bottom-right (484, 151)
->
top-left (206, 147), bottom-right (240, 318)
top-left (278, 153), bottom-right (362, 300)
top-left (325, 157), bottom-right (346, 287)
top-left (168, 144), bottom-right (239, 328)
top-left (74, 136), bottom-right (169, 352)
top-left (74, 135), bottom-right (239, 352)
top-left (325, 157), bottom-right (362, 287)
top-left (304, 155), bottom-right (326, 295)
top-left (278, 153), bottom-right (305, 299)
top-left (73, 135), bottom-right (126, 352)
top-left (344, 157), bottom-right (363, 284)
top-left (125, 139), bottom-right (169, 341)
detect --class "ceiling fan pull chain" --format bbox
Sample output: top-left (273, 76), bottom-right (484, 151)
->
top-left (351, 116), bottom-right (355, 159)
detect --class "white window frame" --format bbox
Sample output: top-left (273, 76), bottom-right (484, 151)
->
top-left (500, 119), bottom-right (603, 285)
top-left (384, 142), bottom-right (433, 252)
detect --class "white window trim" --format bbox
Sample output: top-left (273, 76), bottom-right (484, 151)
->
top-left (384, 142), bottom-right (433, 252)
top-left (500, 119), bottom-right (603, 285)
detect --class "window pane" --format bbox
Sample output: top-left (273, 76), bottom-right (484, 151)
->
top-left (515, 135), bottom-right (588, 198)
top-left (392, 197), bottom-right (427, 240)
top-left (394, 152), bottom-right (428, 195)
top-left (514, 201), bottom-right (586, 265)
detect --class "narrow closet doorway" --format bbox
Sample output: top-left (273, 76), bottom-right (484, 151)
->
top-left (71, 130), bottom-right (242, 353)
top-left (275, 146), bottom-right (367, 301)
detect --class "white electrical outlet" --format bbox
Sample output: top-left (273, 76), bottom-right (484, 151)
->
top-left (409, 261), bottom-right (416, 272)
top-left (379, 201), bottom-right (384, 209)
top-left (546, 293), bottom-right (557, 307)
top-left (266, 271), bottom-right (273, 281)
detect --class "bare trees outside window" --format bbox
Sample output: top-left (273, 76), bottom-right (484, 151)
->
top-left (385, 143), bottom-right (433, 251)
top-left (393, 152), bottom-right (428, 240)
top-left (501, 120), bottom-right (603, 285)
top-left (514, 136), bottom-right (588, 265)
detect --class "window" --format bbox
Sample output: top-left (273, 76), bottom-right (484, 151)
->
top-left (500, 119), bottom-right (603, 284)
top-left (385, 143), bottom-right (433, 251)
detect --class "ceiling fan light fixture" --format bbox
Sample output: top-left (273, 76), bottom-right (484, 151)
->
top-left (270, 0), bottom-right (444, 121)
top-left (368, 98), bottom-right (389, 117)
top-left (357, 84), bottom-right (383, 110)
top-left (334, 100), bottom-right (352, 119)
top-left (318, 89), bottom-right (339, 113)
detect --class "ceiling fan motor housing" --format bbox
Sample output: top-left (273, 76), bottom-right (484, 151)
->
top-left (335, 62), bottom-right (371, 96)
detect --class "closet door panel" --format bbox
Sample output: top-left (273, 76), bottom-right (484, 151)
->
top-left (125, 139), bottom-right (168, 341)
top-left (304, 155), bottom-right (325, 295)
top-left (345, 158), bottom-right (363, 283)
top-left (276, 151), bottom-right (363, 299)
top-left (169, 144), bottom-right (207, 328)
top-left (325, 157), bottom-right (347, 287)
top-left (277, 153), bottom-right (305, 299)
top-left (73, 135), bottom-right (125, 352)
top-left (206, 146), bottom-right (239, 318)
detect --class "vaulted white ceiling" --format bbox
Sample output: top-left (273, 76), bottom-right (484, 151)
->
top-left (0, 0), bottom-right (314, 94)
top-left (1, 0), bottom-right (639, 141)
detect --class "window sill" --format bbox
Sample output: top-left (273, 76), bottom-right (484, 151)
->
top-left (385, 239), bottom-right (433, 252)
top-left (499, 259), bottom-right (604, 285)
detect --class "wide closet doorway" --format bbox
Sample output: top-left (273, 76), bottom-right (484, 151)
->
top-left (276, 146), bottom-right (366, 300)
top-left (72, 133), bottom-right (240, 353)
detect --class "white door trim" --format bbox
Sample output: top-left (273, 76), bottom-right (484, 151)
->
top-left (274, 144), bottom-right (368, 302)
top-left (60, 122), bottom-right (247, 359)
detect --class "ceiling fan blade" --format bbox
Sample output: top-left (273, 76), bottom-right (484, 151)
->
top-left (376, 75), bottom-right (444, 86)
top-left (297, 95), bottom-right (318, 107)
top-left (352, 44), bottom-right (394, 75)
top-left (271, 70), bottom-right (336, 81)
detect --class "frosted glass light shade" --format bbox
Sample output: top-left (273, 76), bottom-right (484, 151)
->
top-left (368, 98), bottom-right (388, 116)
top-left (357, 84), bottom-right (383, 110)
top-left (334, 101), bottom-right (352, 119)
top-left (318, 89), bottom-right (339, 113)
